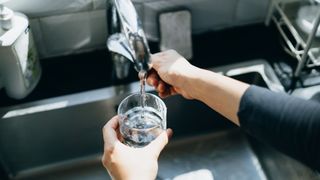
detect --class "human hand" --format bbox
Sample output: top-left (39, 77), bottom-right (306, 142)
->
top-left (102, 116), bottom-right (173, 180)
top-left (147, 50), bottom-right (198, 99)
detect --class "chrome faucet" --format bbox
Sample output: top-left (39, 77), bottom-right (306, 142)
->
top-left (106, 0), bottom-right (151, 77)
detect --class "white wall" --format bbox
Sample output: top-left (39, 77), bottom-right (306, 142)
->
top-left (5, 0), bottom-right (270, 59)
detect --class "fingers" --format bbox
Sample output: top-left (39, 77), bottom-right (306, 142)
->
top-left (157, 80), bottom-right (167, 93)
top-left (102, 116), bottom-right (121, 151)
top-left (159, 91), bottom-right (170, 99)
top-left (146, 129), bottom-right (173, 156)
top-left (159, 87), bottom-right (177, 98)
top-left (149, 50), bottom-right (182, 98)
top-left (146, 69), bottom-right (159, 87)
top-left (147, 69), bottom-right (171, 97)
top-left (157, 81), bottom-right (176, 98)
top-left (166, 128), bottom-right (173, 139)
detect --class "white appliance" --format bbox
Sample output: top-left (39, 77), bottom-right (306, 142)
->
top-left (0, 0), bottom-right (41, 99)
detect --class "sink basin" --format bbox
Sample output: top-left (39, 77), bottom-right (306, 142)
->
top-left (292, 85), bottom-right (320, 103)
top-left (312, 92), bottom-right (320, 102)
top-left (157, 129), bottom-right (265, 180)
top-left (0, 60), bottom-right (317, 180)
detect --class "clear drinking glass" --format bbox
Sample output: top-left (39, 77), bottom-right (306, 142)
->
top-left (118, 93), bottom-right (167, 148)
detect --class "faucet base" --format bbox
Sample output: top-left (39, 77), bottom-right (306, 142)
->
top-left (112, 53), bottom-right (131, 80)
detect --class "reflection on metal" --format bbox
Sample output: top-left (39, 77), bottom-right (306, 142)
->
top-left (250, 148), bottom-right (268, 180)
top-left (157, 130), bottom-right (267, 180)
top-left (172, 169), bottom-right (214, 180)
top-left (107, 0), bottom-right (151, 73)
top-left (226, 64), bottom-right (285, 92)
top-left (2, 101), bottom-right (68, 119)
top-left (107, 33), bottom-right (133, 62)
top-left (0, 60), bottom-right (285, 179)
top-left (13, 154), bottom-right (103, 180)
top-left (292, 84), bottom-right (320, 100)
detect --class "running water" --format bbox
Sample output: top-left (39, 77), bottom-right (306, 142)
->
top-left (139, 71), bottom-right (147, 118)
top-left (120, 71), bottom-right (166, 147)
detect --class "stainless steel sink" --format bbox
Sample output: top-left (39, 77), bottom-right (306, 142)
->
top-left (292, 85), bottom-right (320, 103)
top-left (0, 59), bottom-right (318, 180)
top-left (157, 129), bottom-right (265, 180)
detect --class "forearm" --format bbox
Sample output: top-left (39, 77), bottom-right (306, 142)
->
top-left (185, 67), bottom-right (249, 125)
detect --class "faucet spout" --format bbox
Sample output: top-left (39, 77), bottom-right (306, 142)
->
top-left (107, 0), bottom-right (151, 73)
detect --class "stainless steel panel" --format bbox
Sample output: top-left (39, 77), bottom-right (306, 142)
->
top-left (0, 59), bottom-right (285, 179)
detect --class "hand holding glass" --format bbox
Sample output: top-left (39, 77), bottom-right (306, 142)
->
top-left (118, 93), bottom-right (167, 148)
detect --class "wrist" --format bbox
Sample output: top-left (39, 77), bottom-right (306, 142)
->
top-left (180, 66), bottom-right (204, 99)
top-left (185, 68), bottom-right (221, 101)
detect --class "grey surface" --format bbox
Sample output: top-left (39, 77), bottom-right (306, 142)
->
top-left (142, 0), bottom-right (270, 41)
top-left (158, 130), bottom-right (266, 180)
top-left (2, 59), bottom-right (318, 180)
top-left (12, 130), bottom-right (267, 180)
top-left (292, 85), bottom-right (320, 101)
top-left (311, 92), bottom-right (320, 102)
top-left (5, 0), bottom-right (271, 58)
top-left (159, 10), bottom-right (193, 60)
top-left (252, 141), bottom-right (320, 180)
top-left (14, 156), bottom-right (110, 180)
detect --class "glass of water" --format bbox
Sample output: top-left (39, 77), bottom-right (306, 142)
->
top-left (118, 93), bottom-right (167, 148)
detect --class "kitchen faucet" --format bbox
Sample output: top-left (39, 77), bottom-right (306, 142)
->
top-left (106, 0), bottom-right (151, 79)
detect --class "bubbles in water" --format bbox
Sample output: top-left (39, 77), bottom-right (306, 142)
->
top-left (120, 71), bottom-right (165, 148)
top-left (121, 107), bottom-right (163, 147)
top-left (139, 71), bottom-right (147, 118)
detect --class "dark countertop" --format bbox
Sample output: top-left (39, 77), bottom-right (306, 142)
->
top-left (0, 23), bottom-right (294, 107)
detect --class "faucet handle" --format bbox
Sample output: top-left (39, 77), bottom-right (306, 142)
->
top-left (114, 0), bottom-right (141, 36)
top-left (113, 0), bottom-right (151, 72)
top-left (107, 32), bottom-right (151, 72)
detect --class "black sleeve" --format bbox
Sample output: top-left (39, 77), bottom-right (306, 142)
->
top-left (238, 85), bottom-right (320, 171)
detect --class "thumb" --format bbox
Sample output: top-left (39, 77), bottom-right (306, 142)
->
top-left (146, 129), bottom-right (172, 156)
